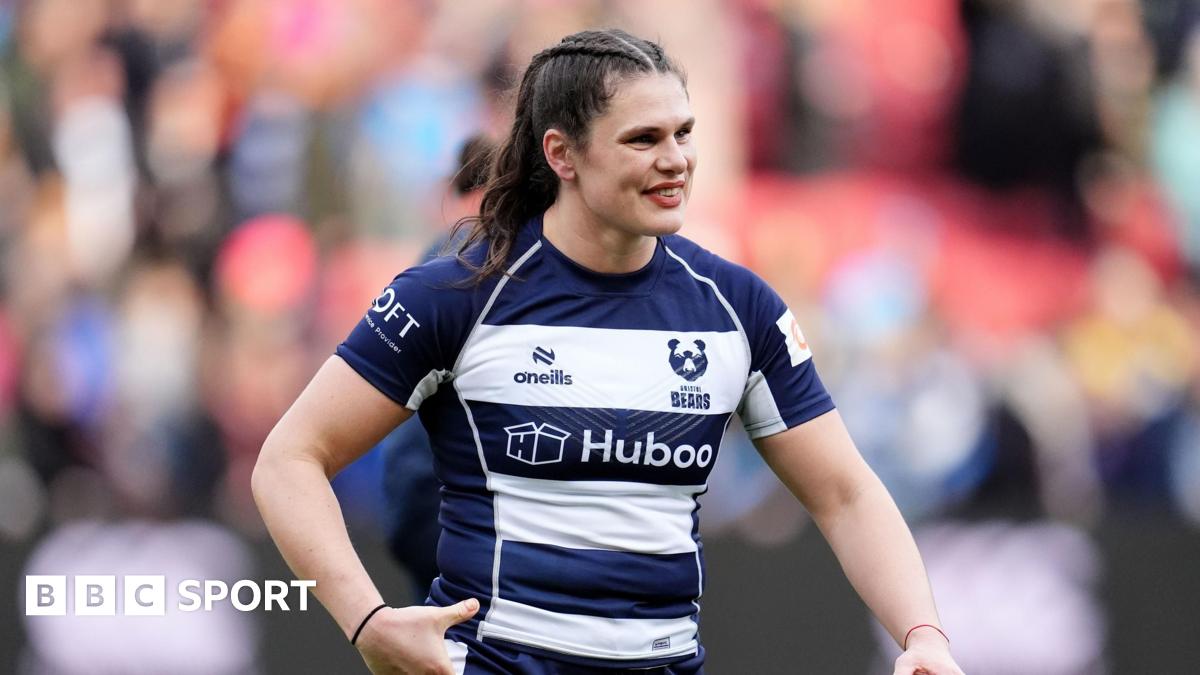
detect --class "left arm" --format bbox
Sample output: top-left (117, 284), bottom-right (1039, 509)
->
top-left (755, 409), bottom-right (963, 675)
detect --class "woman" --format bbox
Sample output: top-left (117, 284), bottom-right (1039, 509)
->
top-left (253, 29), bottom-right (964, 675)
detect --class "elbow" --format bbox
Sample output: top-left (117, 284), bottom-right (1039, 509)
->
top-left (811, 471), bottom-right (880, 527)
top-left (250, 441), bottom-right (274, 512)
top-left (251, 426), bottom-right (289, 510)
top-left (251, 426), bottom-right (333, 508)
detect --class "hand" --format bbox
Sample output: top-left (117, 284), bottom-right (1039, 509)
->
top-left (893, 628), bottom-right (965, 675)
top-left (354, 598), bottom-right (480, 674)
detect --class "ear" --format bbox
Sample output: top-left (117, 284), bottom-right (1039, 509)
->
top-left (543, 128), bottom-right (576, 181)
top-left (668, 339), bottom-right (680, 351)
top-left (694, 339), bottom-right (705, 352)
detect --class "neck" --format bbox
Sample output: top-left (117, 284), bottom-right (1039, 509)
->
top-left (542, 199), bottom-right (657, 274)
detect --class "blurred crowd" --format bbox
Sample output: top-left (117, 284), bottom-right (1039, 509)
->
top-left (2, 0), bottom-right (1200, 673)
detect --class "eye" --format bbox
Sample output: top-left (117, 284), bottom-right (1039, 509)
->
top-left (628, 134), bottom-right (655, 146)
top-left (675, 127), bottom-right (692, 141)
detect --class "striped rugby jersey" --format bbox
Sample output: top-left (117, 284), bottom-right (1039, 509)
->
top-left (337, 214), bottom-right (834, 668)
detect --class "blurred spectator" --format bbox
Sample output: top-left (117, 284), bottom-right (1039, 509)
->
top-left (21, 520), bottom-right (257, 674)
top-left (1, 1), bottom-right (1200, 672)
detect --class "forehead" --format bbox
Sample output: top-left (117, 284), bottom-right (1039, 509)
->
top-left (592, 73), bottom-right (692, 136)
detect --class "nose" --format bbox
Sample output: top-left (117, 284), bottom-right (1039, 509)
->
top-left (655, 137), bottom-right (688, 175)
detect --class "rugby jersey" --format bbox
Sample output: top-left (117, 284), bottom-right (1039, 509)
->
top-left (337, 213), bottom-right (834, 668)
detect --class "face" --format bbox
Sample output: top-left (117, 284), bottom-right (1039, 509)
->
top-left (567, 73), bottom-right (697, 240)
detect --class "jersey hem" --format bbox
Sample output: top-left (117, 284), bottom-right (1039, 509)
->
top-left (477, 624), bottom-right (700, 664)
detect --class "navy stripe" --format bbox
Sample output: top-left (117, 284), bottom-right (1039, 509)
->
top-left (460, 635), bottom-right (704, 672)
top-left (435, 486), bottom-right (496, 600)
top-left (466, 402), bottom-right (730, 485)
top-left (483, 253), bottom-right (739, 332)
top-left (417, 385), bottom-right (488, 490)
top-left (498, 541), bottom-right (699, 620)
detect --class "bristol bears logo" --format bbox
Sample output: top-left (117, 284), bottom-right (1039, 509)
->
top-left (667, 338), bottom-right (708, 381)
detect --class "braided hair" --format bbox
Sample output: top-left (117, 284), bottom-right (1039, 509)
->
top-left (454, 29), bottom-right (685, 282)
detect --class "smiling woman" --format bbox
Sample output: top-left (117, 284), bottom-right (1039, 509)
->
top-left (252, 28), bottom-right (964, 675)
top-left (540, 71), bottom-right (696, 266)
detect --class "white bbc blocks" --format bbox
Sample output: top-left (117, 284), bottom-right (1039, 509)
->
top-left (25, 576), bottom-right (66, 616)
top-left (74, 575), bottom-right (116, 616)
top-left (24, 576), bottom-right (314, 615)
top-left (124, 575), bottom-right (167, 616)
top-left (27, 575), bottom-right (165, 616)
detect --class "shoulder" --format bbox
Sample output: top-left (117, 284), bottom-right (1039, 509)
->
top-left (368, 245), bottom-right (499, 340)
top-left (660, 233), bottom-right (772, 300)
top-left (385, 243), bottom-right (494, 298)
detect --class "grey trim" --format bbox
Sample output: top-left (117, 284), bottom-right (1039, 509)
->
top-left (405, 369), bottom-right (450, 410)
top-left (740, 370), bottom-right (787, 438)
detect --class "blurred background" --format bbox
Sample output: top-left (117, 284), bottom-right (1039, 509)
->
top-left (1, 0), bottom-right (1199, 673)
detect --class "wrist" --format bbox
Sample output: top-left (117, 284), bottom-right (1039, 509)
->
top-left (340, 593), bottom-right (387, 641)
top-left (350, 602), bottom-right (390, 646)
top-left (903, 623), bottom-right (949, 651)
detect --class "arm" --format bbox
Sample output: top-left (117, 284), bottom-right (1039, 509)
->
top-left (755, 409), bottom-right (963, 675)
top-left (252, 355), bottom-right (476, 674)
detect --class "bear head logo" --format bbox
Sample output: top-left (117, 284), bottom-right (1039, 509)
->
top-left (668, 338), bottom-right (708, 381)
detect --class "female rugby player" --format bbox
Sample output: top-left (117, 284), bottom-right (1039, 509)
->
top-left (253, 29), bottom-right (964, 675)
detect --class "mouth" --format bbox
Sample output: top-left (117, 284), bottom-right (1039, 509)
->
top-left (644, 181), bottom-right (686, 196)
top-left (643, 182), bottom-right (686, 209)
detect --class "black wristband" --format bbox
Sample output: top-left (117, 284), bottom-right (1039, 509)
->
top-left (351, 603), bottom-right (389, 646)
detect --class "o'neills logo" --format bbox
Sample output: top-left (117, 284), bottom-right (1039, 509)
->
top-left (513, 369), bottom-right (573, 385)
top-left (514, 346), bottom-right (573, 385)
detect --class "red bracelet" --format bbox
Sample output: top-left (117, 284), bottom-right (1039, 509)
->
top-left (903, 624), bottom-right (949, 650)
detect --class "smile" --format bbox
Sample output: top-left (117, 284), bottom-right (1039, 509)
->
top-left (644, 188), bottom-right (684, 208)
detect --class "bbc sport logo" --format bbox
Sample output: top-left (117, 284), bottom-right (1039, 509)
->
top-left (25, 575), bottom-right (316, 615)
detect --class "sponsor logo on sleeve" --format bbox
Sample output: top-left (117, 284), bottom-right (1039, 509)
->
top-left (775, 309), bottom-right (812, 366)
top-left (365, 287), bottom-right (422, 352)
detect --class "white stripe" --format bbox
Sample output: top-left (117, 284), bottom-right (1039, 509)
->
top-left (450, 241), bottom-right (542, 640)
top-left (444, 640), bottom-right (468, 675)
top-left (455, 324), bottom-right (748, 413)
top-left (479, 597), bottom-right (698, 661)
top-left (492, 473), bottom-right (702, 554)
top-left (453, 241), bottom-right (542, 374)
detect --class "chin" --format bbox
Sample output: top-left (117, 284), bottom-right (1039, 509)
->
top-left (637, 211), bottom-right (686, 237)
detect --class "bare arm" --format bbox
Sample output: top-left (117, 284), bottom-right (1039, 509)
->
top-left (252, 355), bottom-right (477, 674)
top-left (755, 410), bottom-right (963, 675)
top-left (251, 355), bottom-right (412, 637)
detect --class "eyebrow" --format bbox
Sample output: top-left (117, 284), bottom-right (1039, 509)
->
top-left (620, 118), bottom-right (696, 136)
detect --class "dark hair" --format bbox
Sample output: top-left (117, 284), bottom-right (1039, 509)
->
top-left (451, 134), bottom-right (495, 196)
top-left (453, 29), bottom-right (685, 281)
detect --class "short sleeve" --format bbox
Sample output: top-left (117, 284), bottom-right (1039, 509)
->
top-left (335, 261), bottom-right (477, 410)
top-left (733, 271), bottom-right (835, 439)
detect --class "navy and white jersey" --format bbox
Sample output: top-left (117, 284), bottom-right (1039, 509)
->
top-left (337, 214), bottom-right (834, 668)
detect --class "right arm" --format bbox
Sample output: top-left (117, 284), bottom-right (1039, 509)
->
top-left (252, 355), bottom-right (477, 674)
